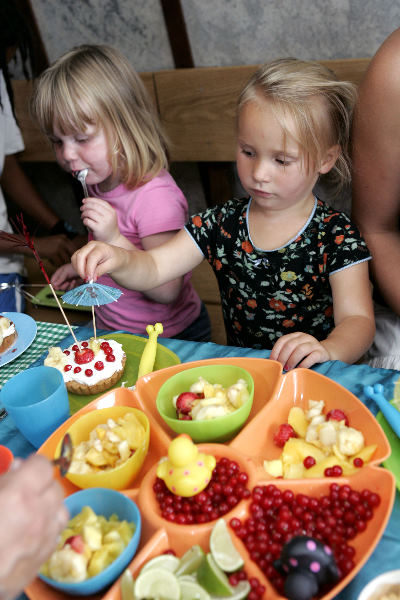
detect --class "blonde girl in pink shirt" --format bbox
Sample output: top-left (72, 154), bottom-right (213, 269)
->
top-left (31, 44), bottom-right (210, 340)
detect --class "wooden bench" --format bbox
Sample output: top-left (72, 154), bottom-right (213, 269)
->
top-left (11, 58), bottom-right (371, 344)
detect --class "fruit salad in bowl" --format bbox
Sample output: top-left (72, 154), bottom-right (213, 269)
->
top-left (39, 488), bottom-right (141, 596)
top-left (156, 364), bottom-right (254, 442)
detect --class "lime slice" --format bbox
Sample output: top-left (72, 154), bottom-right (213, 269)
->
top-left (197, 553), bottom-right (233, 597)
top-left (134, 568), bottom-right (180, 600)
top-left (140, 554), bottom-right (180, 573)
top-left (210, 580), bottom-right (251, 600)
top-left (209, 519), bottom-right (244, 573)
top-left (180, 579), bottom-right (211, 600)
top-left (120, 569), bottom-right (135, 600)
top-left (176, 544), bottom-right (205, 576)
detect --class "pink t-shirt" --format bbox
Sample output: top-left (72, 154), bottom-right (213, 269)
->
top-left (88, 170), bottom-right (201, 336)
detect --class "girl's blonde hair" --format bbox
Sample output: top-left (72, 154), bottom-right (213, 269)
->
top-left (31, 44), bottom-right (169, 189)
top-left (237, 57), bottom-right (357, 191)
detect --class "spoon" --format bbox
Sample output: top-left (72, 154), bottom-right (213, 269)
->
top-left (74, 169), bottom-right (89, 198)
top-left (364, 384), bottom-right (400, 438)
top-left (52, 432), bottom-right (73, 476)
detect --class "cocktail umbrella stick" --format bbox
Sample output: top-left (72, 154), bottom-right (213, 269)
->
top-left (92, 306), bottom-right (97, 340)
top-left (47, 282), bottom-right (80, 346)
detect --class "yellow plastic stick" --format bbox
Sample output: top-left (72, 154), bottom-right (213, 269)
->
top-left (137, 323), bottom-right (163, 379)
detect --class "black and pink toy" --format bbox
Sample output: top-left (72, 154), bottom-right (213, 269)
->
top-left (274, 536), bottom-right (339, 600)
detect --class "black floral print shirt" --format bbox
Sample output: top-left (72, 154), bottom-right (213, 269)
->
top-left (185, 197), bottom-right (371, 350)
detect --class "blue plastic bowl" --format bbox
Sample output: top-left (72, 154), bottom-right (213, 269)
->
top-left (39, 488), bottom-right (141, 596)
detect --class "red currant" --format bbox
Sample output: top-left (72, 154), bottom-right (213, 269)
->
top-left (63, 350), bottom-right (70, 355)
top-left (353, 457), bottom-right (364, 468)
top-left (106, 354), bottom-right (116, 362)
top-left (64, 364), bottom-right (72, 371)
top-left (94, 361), bottom-right (104, 370)
top-left (85, 369), bottom-right (93, 377)
top-left (74, 366), bottom-right (81, 374)
top-left (303, 456), bottom-right (316, 469)
top-left (81, 341), bottom-right (89, 347)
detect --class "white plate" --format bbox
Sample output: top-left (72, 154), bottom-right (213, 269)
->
top-left (357, 569), bottom-right (400, 600)
top-left (0, 312), bottom-right (37, 367)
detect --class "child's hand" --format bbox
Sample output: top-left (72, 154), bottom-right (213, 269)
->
top-left (80, 197), bottom-right (120, 243)
top-left (50, 263), bottom-right (81, 290)
top-left (72, 241), bottom-right (125, 282)
top-left (270, 332), bottom-right (330, 370)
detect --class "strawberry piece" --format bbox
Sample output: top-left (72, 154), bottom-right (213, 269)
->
top-left (176, 392), bottom-right (198, 415)
top-left (64, 535), bottom-right (85, 554)
top-left (326, 408), bottom-right (349, 426)
top-left (74, 348), bottom-right (95, 364)
top-left (273, 423), bottom-right (297, 447)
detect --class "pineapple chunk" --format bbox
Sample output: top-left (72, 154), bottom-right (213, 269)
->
top-left (263, 459), bottom-right (283, 478)
top-left (83, 524), bottom-right (102, 551)
top-left (69, 506), bottom-right (97, 530)
top-left (282, 437), bottom-right (326, 463)
top-left (283, 462), bottom-right (305, 479)
top-left (288, 406), bottom-right (308, 438)
top-left (352, 444), bottom-right (377, 463)
top-left (88, 547), bottom-right (114, 577)
top-left (303, 455), bottom-right (355, 478)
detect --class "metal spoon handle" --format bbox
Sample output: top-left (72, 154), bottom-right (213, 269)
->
top-left (53, 432), bottom-right (73, 476)
top-left (74, 169), bottom-right (89, 198)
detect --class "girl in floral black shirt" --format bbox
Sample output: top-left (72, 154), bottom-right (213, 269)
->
top-left (73, 58), bottom-right (375, 369)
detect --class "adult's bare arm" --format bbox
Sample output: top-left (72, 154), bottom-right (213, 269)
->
top-left (352, 28), bottom-right (400, 316)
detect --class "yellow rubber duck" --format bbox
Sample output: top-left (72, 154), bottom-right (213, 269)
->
top-left (156, 434), bottom-right (216, 497)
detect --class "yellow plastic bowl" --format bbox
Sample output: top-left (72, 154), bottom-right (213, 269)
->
top-left (56, 406), bottom-right (150, 490)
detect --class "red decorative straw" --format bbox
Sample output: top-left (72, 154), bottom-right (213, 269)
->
top-left (0, 214), bottom-right (79, 345)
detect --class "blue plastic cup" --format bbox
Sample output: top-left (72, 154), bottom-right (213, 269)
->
top-left (1, 366), bottom-right (70, 448)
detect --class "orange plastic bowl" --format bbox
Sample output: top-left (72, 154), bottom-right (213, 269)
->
top-left (56, 406), bottom-right (150, 490)
top-left (104, 467), bottom-right (395, 600)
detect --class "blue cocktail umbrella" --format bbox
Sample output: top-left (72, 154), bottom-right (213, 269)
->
top-left (62, 282), bottom-right (122, 307)
top-left (62, 282), bottom-right (123, 339)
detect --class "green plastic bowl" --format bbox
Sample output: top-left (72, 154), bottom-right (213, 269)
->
top-left (156, 364), bottom-right (254, 442)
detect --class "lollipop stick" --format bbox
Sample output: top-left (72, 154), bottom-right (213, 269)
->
top-left (48, 284), bottom-right (79, 346)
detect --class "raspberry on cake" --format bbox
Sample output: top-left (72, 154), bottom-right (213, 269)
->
top-left (44, 338), bottom-right (126, 395)
top-left (0, 316), bottom-right (17, 354)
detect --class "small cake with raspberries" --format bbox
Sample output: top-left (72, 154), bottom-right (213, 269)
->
top-left (0, 315), bottom-right (17, 354)
top-left (44, 338), bottom-right (126, 395)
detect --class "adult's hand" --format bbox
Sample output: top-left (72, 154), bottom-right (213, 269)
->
top-left (0, 454), bottom-right (69, 600)
top-left (34, 235), bottom-right (77, 267)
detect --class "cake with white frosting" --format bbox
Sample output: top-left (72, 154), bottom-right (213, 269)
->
top-left (44, 338), bottom-right (126, 395)
top-left (0, 316), bottom-right (17, 354)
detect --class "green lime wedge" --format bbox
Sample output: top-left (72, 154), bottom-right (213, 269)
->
top-left (134, 567), bottom-right (180, 600)
top-left (120, 569), bottom-right (135, 600)
top-left (140, 553), bottom-right (180, 573)
top-left (197, 553), bottom-right (233, 597)
top-left (180, 579), bottom-right (211, 600)
top-left (176, 544), bottom-right (205, 576)
top-left (209, 519), bottom-right (244, 573)
top-left (210, 580), bottom-right (251, 600)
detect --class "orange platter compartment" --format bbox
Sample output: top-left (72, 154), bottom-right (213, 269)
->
top-left (26, 357), bottom-right (396, 600)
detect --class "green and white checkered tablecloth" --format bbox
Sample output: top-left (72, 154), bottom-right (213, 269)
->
top-left (0, 322), bottom-right (78, 388)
